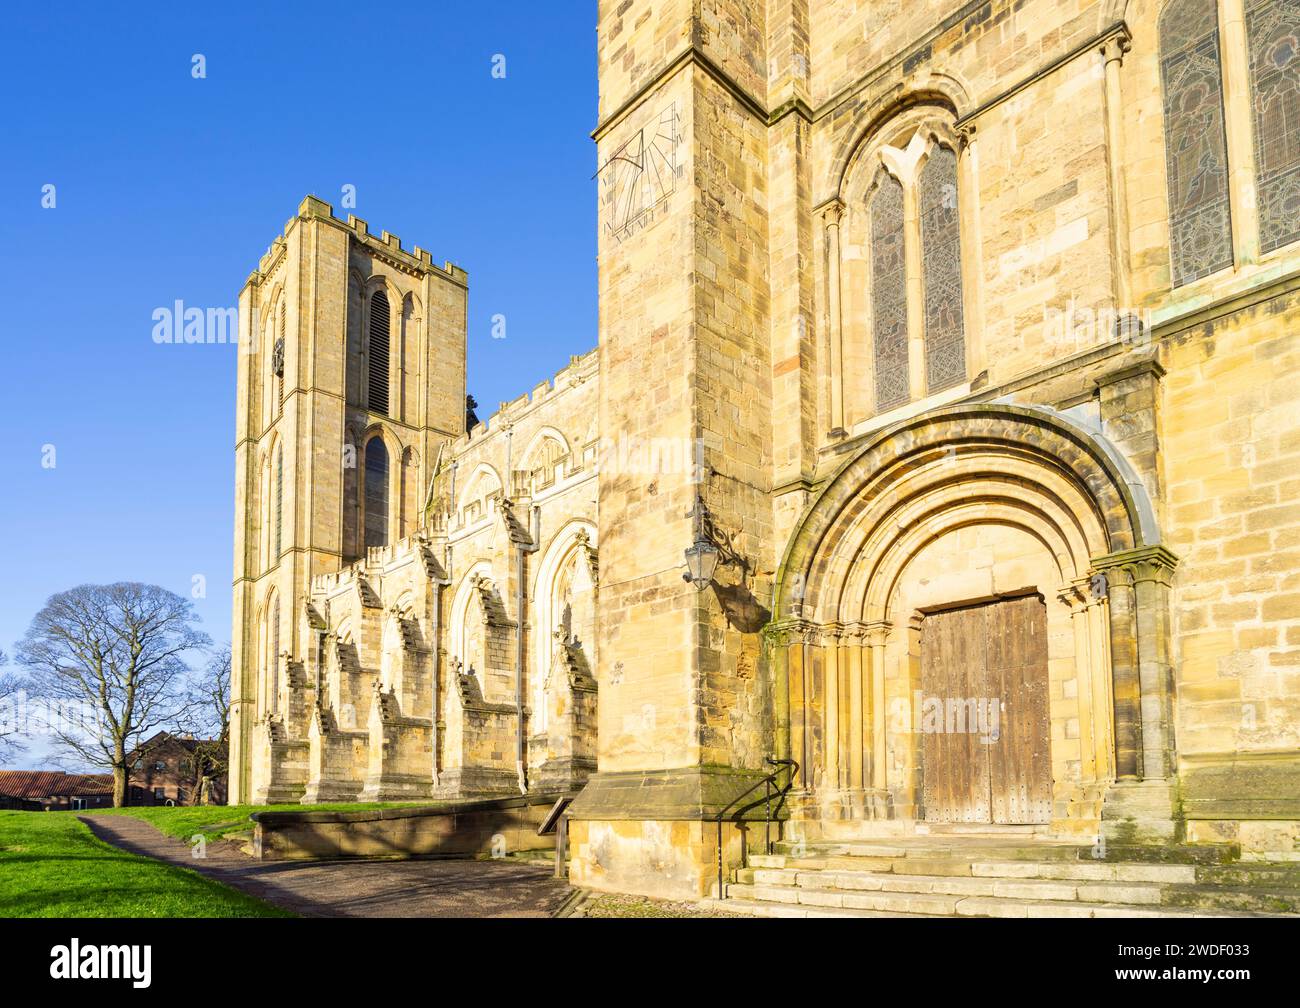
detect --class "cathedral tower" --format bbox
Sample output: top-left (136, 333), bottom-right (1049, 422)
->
top-left (229, 196), bottom-right (467, 804)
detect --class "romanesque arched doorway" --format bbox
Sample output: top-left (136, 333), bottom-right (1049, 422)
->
top-left (768, 404), bottom-right (1177, 839)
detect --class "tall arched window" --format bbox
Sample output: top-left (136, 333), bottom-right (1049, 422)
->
top-left (272, 444), bottom-right (283, 560)
top-left (870, 170), bottom-right (909, 412)
top-left (1247, 0), bottom-right (1300, 253)
top-left (265, 590), bottom-right (280, 716)
top-left (920, 146), bottom-right (967, 393)
top-left (1160, 0), bottom-right (1234, 286)
top-left (364, 436), bottom-right (389, 550)
top-left (368, 290), bottom-right (391, 416)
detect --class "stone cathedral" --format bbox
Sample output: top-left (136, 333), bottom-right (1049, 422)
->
top-left (232, 0), bottom-right (1300, 902)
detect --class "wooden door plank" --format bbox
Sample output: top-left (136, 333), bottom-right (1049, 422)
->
top-left (988, 596), bottom-right (1052, 824)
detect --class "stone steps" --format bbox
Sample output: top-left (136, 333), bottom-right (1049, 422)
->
top-left (721, 880), bottom-right (1268, 917)
top-left (716, 840), bottom-right (1300, 918)
top-left (736, 865), bottom-right (1300, 914)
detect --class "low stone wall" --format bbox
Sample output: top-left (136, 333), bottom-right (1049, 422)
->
top-left (250, 793), bottom-right (566, 861)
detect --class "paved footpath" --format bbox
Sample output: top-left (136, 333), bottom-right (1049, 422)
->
top-left (81, 814), bottom-right (569, 918)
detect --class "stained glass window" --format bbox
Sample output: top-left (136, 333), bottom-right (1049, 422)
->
top-left (1160, 0), bottom-right (1235, 286)
top-left (364, 436), bottom-right (389, 550)
top-left (1247, 0), bottom-right (1300, 253)
top-left (871, 170), bottom-right (909, 411)
top-left (920, 146), bottom-right (967, 393)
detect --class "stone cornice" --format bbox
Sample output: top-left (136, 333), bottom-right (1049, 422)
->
top-left (954, 22), bottom-right (1130, 130)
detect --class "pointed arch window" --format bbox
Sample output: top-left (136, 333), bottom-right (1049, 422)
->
top-left (265, 591), bottom-right (280, 716)
top-left (920, 146), bottom-right (967, 393)
top-left (1160, 0), bottom-right (1235, 285)
top-left (368, 290), bottom-right (391, 416)
top-left (272, 444), bottom-right (284, 560)
top-left (870, 170), bottom-right (909, 412)
top-left (1247, 0), bottom-right (1300, 254)
top-left (364, 436), bottom-right (389, 550)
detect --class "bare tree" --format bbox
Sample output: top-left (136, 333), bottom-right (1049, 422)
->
top-left (0, 650), bottom-right (26, 763)
top-left (181, 645), bottom-right (231, 804)
top-left (17, 583), bottom-right (210, 806)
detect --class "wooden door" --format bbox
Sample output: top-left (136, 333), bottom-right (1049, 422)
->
top-left (920, 605), bottom-right (991, 823)
top-left (987, 595), bottom-right (1052, 824)
top-left (920, 596), bottom-right (1052, 825)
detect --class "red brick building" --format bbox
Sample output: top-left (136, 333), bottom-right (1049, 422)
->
top-left (0, 770), bottom-right (113, 811)
top-left (127, 731), bottom-right (227, 806)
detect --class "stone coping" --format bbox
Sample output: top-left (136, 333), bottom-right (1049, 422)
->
top-left (251, 791), bottom-right (573, 828)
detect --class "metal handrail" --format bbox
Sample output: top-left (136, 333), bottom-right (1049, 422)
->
top-left (714, 756), bottom-right (799, 900)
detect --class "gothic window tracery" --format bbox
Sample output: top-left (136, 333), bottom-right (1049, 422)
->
top-left (1160, 0), bottom-right (1235, 285)
top-left (919, 146), bottom-right (967, 393)
top-left (870, 170), bottom-right (909, 412)
top-left (1247, 0), bottom-right (1300, 253)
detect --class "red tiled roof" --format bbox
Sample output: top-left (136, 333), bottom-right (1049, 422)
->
top-left (0, 770), bottom-right (114, 800)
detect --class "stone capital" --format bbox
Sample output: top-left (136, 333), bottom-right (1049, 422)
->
top-left (1099, 28), bottom-right (1132, 66)
top-left (864, 619), bottom-right (893, 647)
top-left (819, 199), bottom-right (845, 231)
top-left (1092, 544), bottom-right (1180, 590)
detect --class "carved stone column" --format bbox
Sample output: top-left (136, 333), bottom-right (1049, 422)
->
top-left (1218, 0), bottom-right (1261, 265)
top-left (844, 623), bottom-right (867, 798)
top-left (1058, 580), bottom-right (1099, 784)
top-left (1094, 545), bottom-right (1182, 843)
top-left (1098, 561), bottom-right (1141, 780)
top-left (823, 623), bottom-right (841, 796)
top-left (955, 124), bottom-right (987, 384)
top-left (1131, 549), bottom-right (1179, 779)
top-left (1099, 30), bottom-right (1134, 310)
top-left (865, 619), bottom-right (892, 816)
top-left (822, 201), bottom-right (846, 437)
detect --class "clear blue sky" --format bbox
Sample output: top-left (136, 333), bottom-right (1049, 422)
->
top-left (0, 2), bottom-right (597, 767)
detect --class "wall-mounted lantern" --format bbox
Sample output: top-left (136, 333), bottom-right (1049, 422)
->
top-left (683, 493), bottom-right (747, 591)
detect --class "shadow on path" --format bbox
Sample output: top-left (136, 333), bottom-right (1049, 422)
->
top-left (81, 815), bottom-right (568, 918)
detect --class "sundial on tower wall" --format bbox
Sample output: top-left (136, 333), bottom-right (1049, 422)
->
top-left (599, 103), bottom-right (680, 243)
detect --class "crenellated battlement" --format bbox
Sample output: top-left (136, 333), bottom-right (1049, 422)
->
top-left (457, 347), bottom-right (597, 447)
top-left (245, 195), bottom-right (469, 292)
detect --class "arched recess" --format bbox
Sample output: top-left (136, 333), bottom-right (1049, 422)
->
top-left (531, 519), bottom-right (598, 734)
top-left (825, 83), bottom-right (972, 198)
top-left (260, 587), bottom-right (281, 719)
top-left (519, 427), bottom-right (571, 495)
top-left (459, 462), bottom-right (503, 525)
top-left (358, 424), bottom-right (403, 551)
top-left (768, 403), bottom-right (1175, 833)
top-left (400, 292), bottom-right (422, 423)
top-left (448, 559), bottom-right (494, 679)
top-left (827, 97), bottom-right (987, 432)
top-left (260, 284), bottom-right (285, 432)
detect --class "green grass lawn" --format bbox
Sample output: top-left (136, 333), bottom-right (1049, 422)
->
top-left (91, 801), bottom-right (437, 843)
top-left (0, 810), bottom-right (291, 918)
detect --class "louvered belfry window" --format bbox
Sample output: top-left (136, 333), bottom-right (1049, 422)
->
top-left (920, 146), bottom-right (967, 394)
top-left (1247, 0), bottom-right (1300, 254)
top-left (368, 290), bottom-right (391, 415)
top-left (364, 436), bottom-right (389, 550)
top-left (871, 170), bottom-right (909, 412)
top-left (1160, 0), bottom-right (1235, 286)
